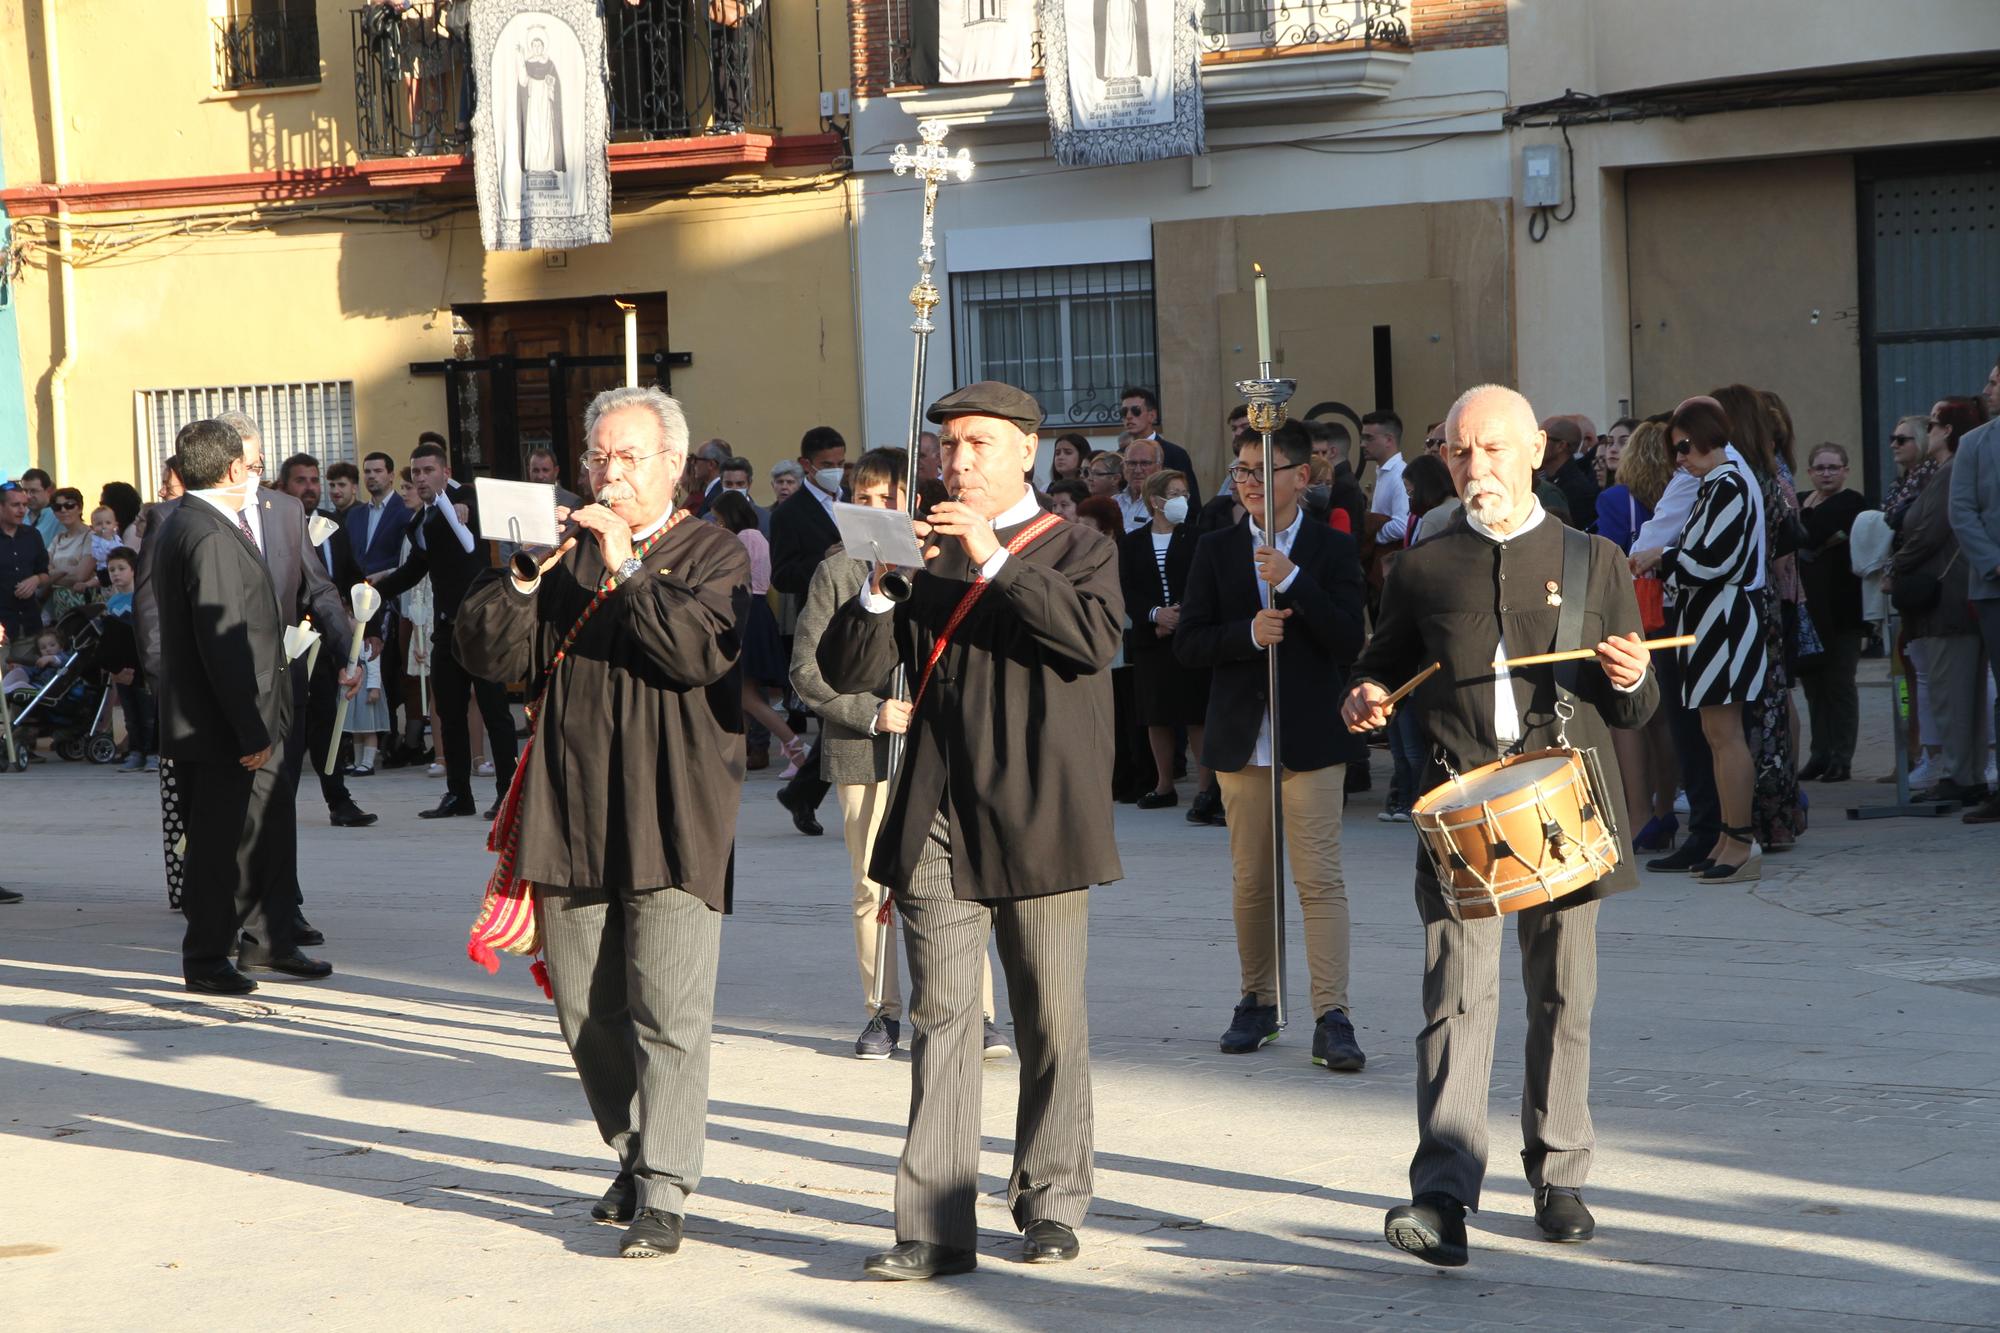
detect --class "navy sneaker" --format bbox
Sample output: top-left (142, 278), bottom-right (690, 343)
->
top-left (855, 1014), bottom-right (900, 1060)
top-left (1219, 994), bottom-right (1279, 1054)
top-left (983, 1019), bottom-right (1011, 1059)
top-left (1311, 1009), bottom-right (1366, 1071)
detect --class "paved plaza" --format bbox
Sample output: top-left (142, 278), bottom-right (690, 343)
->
top-left (5, 679), bottom-right (2000, 1331)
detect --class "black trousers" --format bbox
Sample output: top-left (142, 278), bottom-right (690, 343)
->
top-left (1655, 649), bottom-right (1720, 852)
top-left (1799, 626), bottom-right (1861, 766)
top-left (433, 616), bottom-right (517, 801)
top-left (283, 653), bottom-right (354, 812)
top-left (780, 736), bottom-right (831, 811)
top-left (179, 758), bottom-right (294, 975)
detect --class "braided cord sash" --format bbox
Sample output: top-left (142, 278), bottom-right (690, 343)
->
top-left (468, 511), bottom-right (691, 990)
top-left (909, 512), bottom-right (1064, 712)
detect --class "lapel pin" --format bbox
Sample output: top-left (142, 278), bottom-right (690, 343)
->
top-left (1546, 579), bottom-right (1562, 607)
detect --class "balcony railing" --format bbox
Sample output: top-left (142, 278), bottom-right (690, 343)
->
top-left (884, 0), bottom-right (1408, 89)
top-left (351, 0), bottom-right (775, 159)
top-left (214, 6), bottom-right (323, 91)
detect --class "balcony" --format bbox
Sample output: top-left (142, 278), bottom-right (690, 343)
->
top-left (880, 0), bottom-right (1411, 128)
top-left (350, 0), bottom-right (776, 159)
top-left (213, 5), bottom-right (323, 92)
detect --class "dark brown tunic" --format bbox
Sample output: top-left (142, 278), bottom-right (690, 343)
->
top-left (1351, 513), bottom-right (1658, 899)
top-left (455, 518), bottom-right (750, 910)
top-left (817, 514), bottom-right (1125, 902)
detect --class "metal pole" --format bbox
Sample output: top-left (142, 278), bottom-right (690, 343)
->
top-left (1236, 364), bottom-right (1297, 1030)
top-left (868, 122), bottom-right (974, 1016)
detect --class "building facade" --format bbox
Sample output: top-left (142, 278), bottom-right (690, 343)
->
top-left (1, 0), bottom-right (861, 501)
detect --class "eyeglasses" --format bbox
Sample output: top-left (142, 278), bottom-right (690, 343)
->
top-left (1673, 440), bottom-right (1694, 456)
top-left (1926, 419), bottom-right (1944, 430)
top-left (1809, 463), bottom-right (1846, 473)
top-left (581, 446), bottom-right (671, 472)
top-left (52, 499), bottom-right (81, 510)
top-left (1889, 434), bottom-right (1916, 445)
top-left (1227, 462), bottom-right (1308, 484)
top-left (1088, 466), bottom-right (1122, 478)
top-left (1120, 405), bottom-right (1147, 417)
top-left (1423, 437), bottom-right (1445, 448)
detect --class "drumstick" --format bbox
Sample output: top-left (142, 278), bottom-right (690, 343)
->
top-left (1496, 634), bottom-right (1694, 670)
top-left (1379, 660), bottom-right (1442, 715)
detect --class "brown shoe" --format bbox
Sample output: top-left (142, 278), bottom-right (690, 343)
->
top-left (1964, 796), bottom-right (2000, 825)
top-left (745, 743), bottom-right (769, 772)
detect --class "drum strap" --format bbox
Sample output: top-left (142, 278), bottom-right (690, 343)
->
top-left (1552, 526), bottom-right (1591, 708)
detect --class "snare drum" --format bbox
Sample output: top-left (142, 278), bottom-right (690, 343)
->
top-left (1410, 747), bottom-right (1619, 919)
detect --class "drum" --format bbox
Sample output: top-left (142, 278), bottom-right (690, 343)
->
top-left (1411, 747), bottom-right (1619, 919)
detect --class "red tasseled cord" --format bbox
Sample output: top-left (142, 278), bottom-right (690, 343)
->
top-left (467, 939), bottom-right (500, 974)
top-left (530, 957), bottom-right (552, 999)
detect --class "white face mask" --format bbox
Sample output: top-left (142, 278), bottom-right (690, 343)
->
top-left (1161, 495), bottom-right (1190, 525)
top-left (813, 467), bottom-right (844, 496)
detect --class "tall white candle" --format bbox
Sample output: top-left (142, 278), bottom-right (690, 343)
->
top-left (1253, 263), bottom-right (1271, 366)
top-left (621, 301), bottom-right (639, 387)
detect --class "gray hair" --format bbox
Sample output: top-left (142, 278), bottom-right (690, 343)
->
top-left (215, 408), bottom-right (263, 454)
top-left (696, 438), bottom-right (732, 466)
top-left (1445, 384), bottom-right (1539, 442)
top-left (583, 385), bottom-right (689, 459)
top-left (769, 459), bottom-right (803, 480)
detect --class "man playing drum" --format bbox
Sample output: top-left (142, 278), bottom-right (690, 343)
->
top-left (1341, 384), bottom-right (1657, 1267)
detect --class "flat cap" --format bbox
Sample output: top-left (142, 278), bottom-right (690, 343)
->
top-left (926, 381), bottom-right (1043, 435)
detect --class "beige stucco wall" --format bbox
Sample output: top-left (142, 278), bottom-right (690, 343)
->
top-left (1507, 0), bottom-right (2000, 433)
top-left (1155, 199), bottom-right (1512, 484)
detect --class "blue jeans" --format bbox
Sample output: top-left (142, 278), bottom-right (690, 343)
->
top-left (1387, 709), bottom-right (1423, 810)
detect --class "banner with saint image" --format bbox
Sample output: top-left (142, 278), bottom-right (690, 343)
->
top-left (939, 0), bottom-right (1037, 83)
top-left (470, 0), bottom-right (612, 251)
top-left (1038, 0), bottom-right (1203, 166)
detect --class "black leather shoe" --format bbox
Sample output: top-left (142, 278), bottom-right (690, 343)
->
top-left (329, 803), bottom-right (378, 828)
top-left (618, 1208), bottom-right (683, 1258)
top-left (293, 924), bottom-right (326, 947)
top-left (238, 949), bottom-right (333, 980)
top-left (0, 886), bottom-right (22, 905)
top-left (185, 964), bottom-right (258, 996)
top-left (483, 801), bottom-right (502, 822)
top-left (863, 1240), bottom-right (976, 1280)
top-left (1384, 1194), bottom-right (1468, 1267)
top-left (1021, 1219), bottom-right (1079, 1263)
top-left (592, 1173), bottom-right (637, 1224)
top-left (420, 794), bottom-right (478, 819)
top-left (1822, 761), bottom-right (1851, 782)
top-left (774, 786), bottom-right (824, 837)
top-left (1135, 789), bottom-right (1178, 810)
top-left (1534, 1186), bottom-right (1595, 1242)
top-left (1646, 839), bottom-right (1714, 873)
top-left (1796, 756), bottom-right (1827, 782)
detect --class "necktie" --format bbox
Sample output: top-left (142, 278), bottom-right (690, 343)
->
top-left (236, 506), bottom-right (259, 554)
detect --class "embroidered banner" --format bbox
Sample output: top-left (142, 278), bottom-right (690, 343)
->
top-left (1039, 0), bottom-right (1203, 166)
top-left (939, 0), bottom-right (1037, 83)
top-left (469, 0), bottom-right (612, 251)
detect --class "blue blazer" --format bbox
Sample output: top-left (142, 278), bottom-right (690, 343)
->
top-left (342, 496), bottom-right (415, 576)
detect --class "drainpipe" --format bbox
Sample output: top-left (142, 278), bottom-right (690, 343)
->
top-left (40, 0), bottom-right (74, 484)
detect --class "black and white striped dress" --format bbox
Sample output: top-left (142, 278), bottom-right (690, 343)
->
top-left (1662, 460), bottom-right (1766, 708)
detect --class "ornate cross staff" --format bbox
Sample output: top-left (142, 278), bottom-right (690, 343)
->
top-left (867, 121), bottom-right (973, 1019)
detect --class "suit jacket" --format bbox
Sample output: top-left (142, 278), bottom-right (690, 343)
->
top-left (136, 492), bottom-right (354, 690)
top-left (1350, 514), bottom-right (1658, 899)
top-left (1176, 516), bottom-right (1369, 773)
top-left (342, 493), bottom-right (415, 576)
top-left (1118, 521), bottom-right (1197, 659)
top-left (1154, 435), bottom-right (1203, 509)
top-left (818, 512), bottom-right (1124, 901)
top-left (373, 482), bottom-right (495, 621)
top-left (769, 484), bottom-right (841, 597)
top-left (790, 550), bottom-right (892, 786)
top-left (150, 497), bottom-right (292, 762)
top-left (1951, 418), bottom-right (2000, 603)
top-left (1894, 456), bottom-right (1978, 639)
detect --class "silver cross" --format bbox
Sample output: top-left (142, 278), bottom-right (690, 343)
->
top-left (890, 121), bottom-right (974, 333)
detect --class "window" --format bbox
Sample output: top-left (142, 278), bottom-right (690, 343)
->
top-left (135, 382), bottom-right (358, 491)
top-left (212, 0), bottom-right (322, 91)
top-left (950, 262), bottom-right (1156, 429)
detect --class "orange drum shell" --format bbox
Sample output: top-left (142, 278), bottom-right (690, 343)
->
top-left (1411, 748), bottom-right (1620, 919)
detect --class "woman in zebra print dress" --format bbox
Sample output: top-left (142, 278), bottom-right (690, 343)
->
top-left (1634, 397), bottom-right (1766, 883)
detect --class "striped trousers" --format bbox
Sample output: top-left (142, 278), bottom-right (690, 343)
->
top-left (1410, 874), bottom-right (1599, 1210)
top-left (895, 811), bottom-right (1093, 1250)
top-left (538, 883), bottom-right (722, 1218)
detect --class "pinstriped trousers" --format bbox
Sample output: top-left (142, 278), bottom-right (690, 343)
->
top-left (895, 810), bottom-right (1093, 1250)
top-left (1410, 873), bottom-right (1599, 1210)
top-left (538, 884), bottom-right (723, 1218)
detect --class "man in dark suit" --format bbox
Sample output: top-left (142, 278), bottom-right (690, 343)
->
top-left (278, 451), bottom-right (377, 828)
top-left (820, 382), bottom-right (1122, 1281)
top-left (373, 440), bottom-right (520, 819)
top-left (1120, 385), bottom-right (1203, 509)
top-left (151, 419), bottom-right (330, 995)
top-left (686, 439), bottom-right (732, 517)
top-left (345, 449), bottom-right (415, 576)
top-left (1343, 385), bottom-right (1656, 1267)
top-left (1178, 420), bottom-right (1370, 1071)
top-left (770, 425), bottom-right (848, 835)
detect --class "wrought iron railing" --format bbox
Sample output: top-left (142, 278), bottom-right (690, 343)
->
top-left (214, 6), bottom-right (323, 91)
top-left (883, 0), bottom-right (1408, 88)
top-left (351, 0), bottom-right (776, 158)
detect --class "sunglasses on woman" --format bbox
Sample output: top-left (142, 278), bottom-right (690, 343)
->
top-left (1889, 433), bottom-right (1916, 445)
top-left (52, 499), bottom-right (81, 510)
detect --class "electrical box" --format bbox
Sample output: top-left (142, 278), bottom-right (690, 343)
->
top-left (1521, 143), bottom-right (1564, 208)
top-left (820, 91), bottom-right (835, 118)
top-left (837, 88), bottom-right (851, 115)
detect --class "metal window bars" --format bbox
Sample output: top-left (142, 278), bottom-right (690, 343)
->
top-left (214, 4), bottom-right (324, 91)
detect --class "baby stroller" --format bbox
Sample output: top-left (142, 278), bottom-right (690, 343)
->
top-left (4, 604), bottom-right (136, 771)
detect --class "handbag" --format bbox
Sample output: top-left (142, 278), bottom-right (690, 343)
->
top-left (1891, 549), bottom-right (1958, 615)
top-left (1633, 575), bottom-right (1666, 633)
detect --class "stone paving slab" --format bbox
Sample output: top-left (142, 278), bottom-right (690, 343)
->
top-left (4, 689), bottom-right (2000, 1331)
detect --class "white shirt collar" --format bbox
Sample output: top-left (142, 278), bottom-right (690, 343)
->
top-left (189, 489), bottom-right (244, 519)
top-left (1464, 498), bottom-right (1546, 544)
top-left (991, 489), bottom-right (1044, 531)
top-left (1247, 505), bottom-right (1305, 546)
top-left (632, 505), bottom-right (676, 544)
